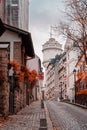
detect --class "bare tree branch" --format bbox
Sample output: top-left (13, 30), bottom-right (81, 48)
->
top-left (53, 0), bottom-right (87, 64)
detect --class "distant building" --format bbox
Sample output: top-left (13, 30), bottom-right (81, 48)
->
top-left (27, 55), bottom-right (44, 100)
top-left (45, 62), bottom-right (55, 99)
top-left (42, 38), bottom-right (62, 68)
top-left (45, 52), bottom-right (67, 100)
top-left (64, 39), bottom-right (80, 102)
top-left (42, 38), bottom-right (62, 98)
top-left (75, 54), bottom-right (87, 105)
top-left (44, 37), bottom-right (81, 101)
top-left (56, 53), bottom-right (67, 100)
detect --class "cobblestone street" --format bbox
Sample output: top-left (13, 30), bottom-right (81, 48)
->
top-left (0, 101), bottom-right (53, 130)
top-left (46, 101), bottom-right (87, 130)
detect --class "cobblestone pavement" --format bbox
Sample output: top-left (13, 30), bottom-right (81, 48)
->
top-left (0, 101), bottom-right (53, 130)
top-left (46, 101), bottom-right (87, 130)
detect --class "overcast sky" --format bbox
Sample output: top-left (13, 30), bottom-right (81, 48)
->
top-left (29, 0), bottom-right (65, 61)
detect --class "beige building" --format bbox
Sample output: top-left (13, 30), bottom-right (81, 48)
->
top-left (56, 53), bottom-right (67, 100)
top-left (27, 55), bottom-right (43, 100)
top-left (46, 63), bottom-right (55, 99)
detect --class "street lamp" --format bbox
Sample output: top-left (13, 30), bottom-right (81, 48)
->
top-left (73, 69), bottom-right (76, 103)
top-left (60, 82), bottom-right (63, 100)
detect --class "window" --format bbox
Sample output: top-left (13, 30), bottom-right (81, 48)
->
top-left (12, 0), bottom-right (18, 4)
top-left (0, 42), bottom-right (10, 60)
top-left (12, 6), bottom-right (18, 26)
top-left (80, 82), bottom-right (83, 90)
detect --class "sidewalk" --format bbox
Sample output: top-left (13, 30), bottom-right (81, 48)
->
top-left (0, 101), bottom-right (53, 130)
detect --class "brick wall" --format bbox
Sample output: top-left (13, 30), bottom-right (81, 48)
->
top-left (0, 41), bottom-right (27, 116)
top-left (13, 42), bottom-right (27, 113)
top-left (14, 42), bottom-right (22, 64)
top-left (0, 48), bottom-right (9, 117)
top-left (14, 82), bottom-right (26, 113)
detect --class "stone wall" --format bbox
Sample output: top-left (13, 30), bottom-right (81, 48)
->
top-left (0, 48), bottom-right (9, 117)
top-left (13, 42), bottom-right (27, 113)
top-left (0, 41), bottom-right (28, 116)
top-left (14, 42), bottom-right (22, 64)
top-left (14, 82), bottom-right (26, 113)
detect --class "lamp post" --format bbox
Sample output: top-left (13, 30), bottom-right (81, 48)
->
top-left (73, 69), bottom-right (76, 103)
top-left (60, 82), bottom-right (63, 100)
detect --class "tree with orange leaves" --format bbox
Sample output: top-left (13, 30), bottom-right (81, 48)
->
top-left (28, 70), bottom-right (37, 83)
top-left (8, 61), bottom-right (20, 72)
top-left (8, 61), bottom-right (37, 83)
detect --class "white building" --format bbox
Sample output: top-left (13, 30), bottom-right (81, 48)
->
top-left (42, 36), bottom-right (81, 101)
top-left (42, 37), bottom-right (62, 99)
top-left (42, 38), bottom-right (62, 68)
top-left (44, 52), bottom-right (67, 100)
top-left (64, 39), bottom-right (80, 102)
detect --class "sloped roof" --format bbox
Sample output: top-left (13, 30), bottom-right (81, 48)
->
top-left (0, 19), bottom-right (35, 58)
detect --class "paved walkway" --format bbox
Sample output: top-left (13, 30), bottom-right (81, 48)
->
top-left (0, 101), bottom-right (53, 130)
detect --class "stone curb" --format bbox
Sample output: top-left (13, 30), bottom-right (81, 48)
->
top-left (44, 102), bottom-right (53, 130)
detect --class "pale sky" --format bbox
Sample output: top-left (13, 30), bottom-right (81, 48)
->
top-left (29, 0), bottom-right (65, 61)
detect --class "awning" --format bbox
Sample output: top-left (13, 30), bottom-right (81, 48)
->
top-left (0, 19), bottom-right (35, 58)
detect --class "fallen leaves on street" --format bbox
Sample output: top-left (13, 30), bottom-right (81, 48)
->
top-left (0, 117), bottom-right (12, 127)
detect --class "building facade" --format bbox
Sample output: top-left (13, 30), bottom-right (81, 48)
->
top-left (42, 37), bottom-right (62, 98)
top-left (0, 21), bottom-right (35, 117)
top-left (0, 0), bottom-right (29, 30)
top-left (57, 53), bottom-right (67, 100)
top-left (44, 37), bottom-right (81, 101)
top-left (63, 38), bottom-right (81, 102)
top-left (27, 55), bottom-right (43, 101)
top-left (42, 38), bottom-right (62, 68)
top-left (45, 52), bottom-right (67, 100)
top-left (75, 54), bottom-right (87, 105)
top-left (45, 63), bottom-right (55, 99)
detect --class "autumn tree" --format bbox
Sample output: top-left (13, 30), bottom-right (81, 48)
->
top-left (54, 0), bottom-right (87, 64)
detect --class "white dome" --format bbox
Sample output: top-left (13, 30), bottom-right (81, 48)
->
top-left (42, 37), bottom-right (62, 68)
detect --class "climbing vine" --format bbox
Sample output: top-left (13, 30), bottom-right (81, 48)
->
top-left (8, 60), bottom-right (37, 83)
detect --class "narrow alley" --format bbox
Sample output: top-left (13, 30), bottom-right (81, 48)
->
top-left (0, 0), bottom-right (87, 130)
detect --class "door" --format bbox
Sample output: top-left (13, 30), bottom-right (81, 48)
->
top-left (9, 76), bottom-right (15, 114)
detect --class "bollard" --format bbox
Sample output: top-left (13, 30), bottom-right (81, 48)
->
top-left (40, 119), bottom-right (47, 127)
top-left (39, 128), bottom-right (47, 130)
top-left (41, 100), bottom-right (44, 108)
top-left (39, 118), bottom-right (47, 130)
